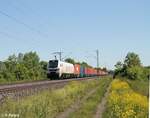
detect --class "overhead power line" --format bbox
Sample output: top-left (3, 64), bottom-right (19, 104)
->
top-left (52, 51), bottom-right (63, 61)
top-left (0, 31), bottom-right (18, 40)
top-left (8, 0), bottom-right (47, 29)
top-left (0, 31), bottom-right (37, 43)
top-left (0, 10), bottom-right (49, 38)
top-left (62, 52), bottom-right (72, 61)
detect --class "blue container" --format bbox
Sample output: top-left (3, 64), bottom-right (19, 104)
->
top-left (80, 66), bottom-right (85, 77)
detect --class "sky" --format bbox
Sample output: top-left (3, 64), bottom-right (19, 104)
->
top-left (0, 0), bottom-right (149, 69)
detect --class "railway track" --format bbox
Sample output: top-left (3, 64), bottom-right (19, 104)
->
top-left (0, 77), bottom-right (98, 104)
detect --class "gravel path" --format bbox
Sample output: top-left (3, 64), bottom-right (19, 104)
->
top-left (94, 83), bottom-right (111, 118)
top-left (56, 86), bottom-right (99, 118)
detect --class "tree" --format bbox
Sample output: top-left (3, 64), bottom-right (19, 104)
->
top-left (80, 61), bottom-right (90, 67)
top-left (124, 52), bottom-right (141, 68)
top-left (5, 54), bottom-right (18, 72)
top-left (17, 53), bottom-right (24, 63)
top-left (23, 52), bottom-right (40, 68)
top-left (0, 61), bottom-right (6, 81)
top-left (0, 61), bottom-right (6, 71)
top-left (2, 55), bottom-right (18, 81)
top-left (40, 61), bottom-right (48, 71)
top-left (115, 61), bottom-right (123, 70)
top-left (40, 61), bottom-right (48, 78)
top-left (114, 61), bottom-right (124, 78)
top-left (114, 52), bottom-right (148, 80)
top-left (126, 66), bottom-right (143, 80)
top-left (65, 58), bottom-right (75, 64)
top-left (22, 52), bottom-right (42, 80)
top-left (15, 64), bottom-right (29, 80)
top-left (0, 51), bottom-right (48, 83)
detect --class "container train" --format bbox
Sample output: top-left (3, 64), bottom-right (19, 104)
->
top-left (47, 60), bottom-right (108, 79)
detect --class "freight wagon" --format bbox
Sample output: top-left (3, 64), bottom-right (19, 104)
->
top-left (47, 59), bottom-right (107, 79)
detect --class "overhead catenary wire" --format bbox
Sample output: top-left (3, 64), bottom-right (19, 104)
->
top-left (0, 31), bottom-right (18, 40)
top-left (0, 10), bottom-right (49, 39)
top-left (62, 52), bottom-right (73, 61)
top-left (7, 0), bottom-right (48, 29)
top-left (0, 30), bottom-right (39, 46)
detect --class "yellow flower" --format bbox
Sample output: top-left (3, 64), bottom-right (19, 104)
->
top-left (107, 79), bottom-right (148, 118)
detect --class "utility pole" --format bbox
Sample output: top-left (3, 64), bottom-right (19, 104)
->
top-left (149, 69), bottom-right (150, 80)
top-left (96, 49), bottom-right (100, 74)
top-left (96, 49), bottom-right (99, 68)
top-left (52, 51), bottom-right (63, 61)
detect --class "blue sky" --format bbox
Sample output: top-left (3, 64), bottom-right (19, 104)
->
top-left (0, 0), bottom-right (149, 69)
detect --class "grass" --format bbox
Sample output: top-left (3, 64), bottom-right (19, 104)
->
top-left (125, 78), bottom-right (149, 97)
top-left (0, 78), bottom-right (106, 118)
top-left (103, 79), bottom-right (149, 118)
top-left (69, 77), bottom-right (112, 118)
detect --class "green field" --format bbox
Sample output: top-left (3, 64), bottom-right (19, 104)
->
top-left (69, 77), bottom-right (111, 118)
top-left (0, 77), bottom-right (111, 118)
top-left (0, 76), bottom-right (149, 118)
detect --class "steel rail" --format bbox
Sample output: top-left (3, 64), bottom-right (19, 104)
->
top-left (0, 77), bottom-right (99, 104)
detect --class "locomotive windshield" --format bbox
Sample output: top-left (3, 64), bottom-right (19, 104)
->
top-left (49, 60), bottom-right (58, 68)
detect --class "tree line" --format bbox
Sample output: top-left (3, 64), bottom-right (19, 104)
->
top-left (114, 52), bottom-right (149, 80)
top-left (0, 52), bottom-right (47, 83)
top-left (0, 51), bottom-right (149, 83)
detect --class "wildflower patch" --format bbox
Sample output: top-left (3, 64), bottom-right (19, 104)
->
top-left (103, 79), bottom-right (149, 118)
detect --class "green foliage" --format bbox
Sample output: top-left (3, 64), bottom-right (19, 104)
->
top-left (126, 66), bottom-right (146, 80)
top-left (0, 52), bottom-right (47, 83)
top-left (40, 61), bottom-right (48, 71)
top-left (65, 58), bottom-right (93, 68)
top-left (80, 61), bottom-right (92, 68)
top-left (114, 61), bottom-right (124, 78)
top-left (0, 61), bottom-right (7, 81)
top-left (65, 58), bottom-right (75, 64)
top-left (114, 52), bottom-right (149, 80)
top-left (125, 78), bottom-right (149, 97)
top-left (40, 61), bottom-right (48, 78)
top-left (124, 52), bottom-right (141, 67)
top-left (115, 61), bottom-right (123, 71)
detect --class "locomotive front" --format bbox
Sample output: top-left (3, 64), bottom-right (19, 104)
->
top-left (47, 60), bottom-right (60, 78)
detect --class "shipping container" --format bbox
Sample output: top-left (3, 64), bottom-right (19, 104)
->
top-left (84, 67), bottom-right (88, 76)
top-left (74, 64), bottom-right (80, 77)
top-left (80, 66), bottom-right (85, 77)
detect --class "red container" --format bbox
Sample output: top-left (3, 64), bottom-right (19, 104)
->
top-left (84, 67), bottom-right (89, 76)
top-left (89, 68), bottom-right (92, 75)
top-left (94, 69), bottom-right (97, 75)
top-left (88, 67), bottom-right (94, 76)
top-left (84, 67), bottom-right (88, 75)
top-left (74, 64), bottom-right (80, 75)
top-left (97, 69), bottom-right (101, 75)
top-left (88, 68), bottom-right (91, 75)
top-left (91, 68), bottom-right (94, 75)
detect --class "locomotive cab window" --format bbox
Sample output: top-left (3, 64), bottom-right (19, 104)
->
top-left (49, 60), bottom-right (58, 68)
